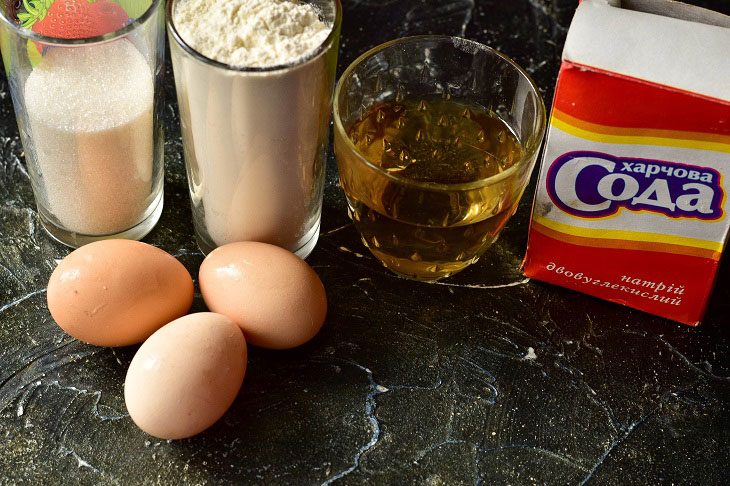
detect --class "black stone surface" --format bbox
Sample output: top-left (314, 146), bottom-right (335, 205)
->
top-left (1, 0), bottom-right (729, 484)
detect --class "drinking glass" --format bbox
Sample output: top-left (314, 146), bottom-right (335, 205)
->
top-left (0, 0), bottom-right (166, 247)
top-left (333, 36), bottom-right (546, 280)
top-left (167, 0), bottom-right (342, 257)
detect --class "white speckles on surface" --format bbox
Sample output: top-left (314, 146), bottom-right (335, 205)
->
top-left (59, 447), bottom-right (100, 472)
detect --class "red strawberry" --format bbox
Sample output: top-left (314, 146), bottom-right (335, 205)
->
top-left (19, 0), bottom-right (97, 39)
top-left (17, 0), bottom-right (130, 39)
top-left (87, 1), bottom-right (129, 36)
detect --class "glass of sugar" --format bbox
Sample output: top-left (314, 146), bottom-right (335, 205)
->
top-left (0, 0), bottom-right (165, 248)
top-left (167, 0), bottom-right (342, 257)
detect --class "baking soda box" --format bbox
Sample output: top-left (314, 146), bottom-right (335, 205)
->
top-left (522, 0), bottom-right (730, 325)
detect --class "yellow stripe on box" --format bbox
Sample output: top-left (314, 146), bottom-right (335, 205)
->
top-left (533, 215), bottom-right (722, 260)
top-left (551, 110), bottom-right (730, 153)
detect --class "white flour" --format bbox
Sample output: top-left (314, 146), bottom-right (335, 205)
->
top-left (174, 0), bottom-right (330, 67)
top-left (24, 40), bottom-right (154, 235)
top-left (172, 0), bottom-right (333, 252)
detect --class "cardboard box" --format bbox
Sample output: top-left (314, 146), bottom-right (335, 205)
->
top-left (522, 0), bottom-right (730, 325)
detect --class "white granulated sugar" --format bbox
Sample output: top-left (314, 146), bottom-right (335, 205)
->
top-left (24, 40), bottom-right (154, 235)
top-left (25, 42), bottom-right (153, 132)
top-left (174, 0), bottom-right (331, 67)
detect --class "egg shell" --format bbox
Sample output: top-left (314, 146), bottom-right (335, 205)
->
top-left (199, 241), bottom-right (327, 349)
top-left (124, 312), bottom-right (247, 440)
top-left (47, 239), bottom-right (194, 347)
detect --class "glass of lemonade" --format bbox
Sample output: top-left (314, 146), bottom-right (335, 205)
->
top-left (333, 36), bottom-right (546, 280)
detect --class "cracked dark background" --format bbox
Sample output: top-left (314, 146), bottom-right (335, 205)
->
top-left (2, 0), bottom-right (730, 484)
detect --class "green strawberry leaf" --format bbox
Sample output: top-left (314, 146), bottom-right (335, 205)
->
top-left (22, 0), bottom-right (40, 16)
top-left (17, 0), bottom-right (52, 29)
top-left (17, 13), bottom-right (34, 27)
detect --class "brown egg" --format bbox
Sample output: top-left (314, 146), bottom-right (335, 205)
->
top-left (199, 242), bottom-right (327, 349)
top-left (47, 240), bottom-right (194, 347)
top-left (124, 312), bottom-right (247, 440)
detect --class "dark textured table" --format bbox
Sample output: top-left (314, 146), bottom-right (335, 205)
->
top-left (2, 0), bottom-right (729, 484)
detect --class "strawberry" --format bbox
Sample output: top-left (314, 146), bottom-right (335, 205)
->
top-left (17, 0), bottom-right (130, 39)
top-left (18, 0), bottom-right (97, 39)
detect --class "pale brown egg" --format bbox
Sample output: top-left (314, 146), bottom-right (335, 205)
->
top-left (199, 242), bottom-right (327, 349)
top-left (124, 312), bottom-right (247, 440)
top-left (47, 240), bottom-right (194, 347)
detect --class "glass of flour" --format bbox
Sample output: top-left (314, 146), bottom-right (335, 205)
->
top-left (0, 0), bottom-right (165, 248)
top-left (167, 0), bottom-right (341, 257)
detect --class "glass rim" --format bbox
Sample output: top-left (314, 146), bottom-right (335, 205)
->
top-left (166, 0), bottom-right (342, 73)
top-left (333, 35), bottom-right (547, 192)
top-left (0, 0), bottom-right (163, 45)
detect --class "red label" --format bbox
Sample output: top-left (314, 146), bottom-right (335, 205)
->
top-left (523, 227), bottom-right (717, 326)
top-left (555, 61), bottom-right (730, 136)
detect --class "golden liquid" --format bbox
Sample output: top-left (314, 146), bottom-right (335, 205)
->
top-left (336, 97), bottom-right (526, 280)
